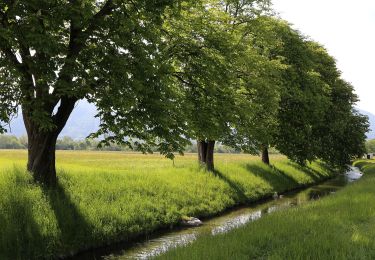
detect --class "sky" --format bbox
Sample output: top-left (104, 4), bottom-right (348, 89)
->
top-left (272, 0), bottom-right (375, 114)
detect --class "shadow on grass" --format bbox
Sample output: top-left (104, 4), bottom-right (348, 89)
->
top-left (213, 170), bottom-right (248, 202)
top-left (42, 177), bottom-right (94, 255)
top-left (0, 168), bottom-right (46, 259)
top-left (245, 164), bottom-right (299, 191)
top-left (286, 162), bottom-right (328, 182)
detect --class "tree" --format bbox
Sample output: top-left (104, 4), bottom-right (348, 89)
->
top-left (366, 139), bottom-right (375, 153)
top-left (221, 16), bottom-right (285, 165)
top-left (223, 16), bottom-right (368, 167)
top-left (0, 0), bottom-right (189, 186)
top-left (0, 135), bottom-right (24, 149)
top-left (236, 17), bottom-right (335, 165)
top-left (164, 0), bottom-right (271, 171)
top-left (56, 136), bottom-right (75, 150)
top-left (284, 40), bottom-right (369, 168)
top-left (314, 78), bottom-right (369, 168)
top-left (163, 0), bottom-right (238, 171)
top-left (271, 21), bottom-right (368, 167)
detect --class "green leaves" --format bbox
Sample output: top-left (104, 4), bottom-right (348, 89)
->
top-left (0, 0), bottom-right (192, 155)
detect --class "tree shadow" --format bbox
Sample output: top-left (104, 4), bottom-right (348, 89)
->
top-left (42, 175), bottom-right (94, 256)
top-left (244, 164), bottom-right (299, 191)
top-left (286, 162), bottom-right (328, 182)
top-left (213, 170), bottom-right (248, 203)
top-left (0, 167), bottom-right (46, 259)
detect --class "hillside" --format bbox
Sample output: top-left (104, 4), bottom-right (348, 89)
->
top-left (6, 105), bottom-right (375, 140)
top-left (7, 100), bottom-right (100, 139)
top-left (359, 109), bottom-right (375, 139)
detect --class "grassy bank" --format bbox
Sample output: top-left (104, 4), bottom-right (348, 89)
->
top-left (158, 160), bottom-right (375, 260)
top-left (0, 150), bottom-right (333, 259)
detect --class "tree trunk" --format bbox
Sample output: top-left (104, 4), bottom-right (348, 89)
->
top-left (27, 131), bottom-right (59, 186)
top-left (197, 140), bottom-right (215, 171)
top-left (206, 140), bottom-right (215, 171)
top-left (23, 97), bottom-right (77, 186)
top-left (261, 145), bottom-right (270, 165)
top-left (197, 140), bottom-right (207, 165)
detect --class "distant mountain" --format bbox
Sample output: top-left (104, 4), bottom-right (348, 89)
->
top-left (358, 109), bottom-right (375, 139)
top-left (7, 100), bottom-right (100, 140)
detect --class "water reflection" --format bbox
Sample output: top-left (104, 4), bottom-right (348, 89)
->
top-left (108, 233), bottom-right (199, 260)
top-left (211, 210), bottom-right (262, 235)
top-left (75, 167), bottom-right (362, 260)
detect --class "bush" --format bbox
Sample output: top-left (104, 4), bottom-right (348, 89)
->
top-left (0, 135), bottom-right (25, 149)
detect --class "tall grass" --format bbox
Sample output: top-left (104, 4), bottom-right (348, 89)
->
top-left (0, 150), bottom-right (333, 259)
top-left (158, 160), bottom-right (375, 260)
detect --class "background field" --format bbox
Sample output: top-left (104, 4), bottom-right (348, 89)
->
top-left (0, 150), bottom-right (333, 259)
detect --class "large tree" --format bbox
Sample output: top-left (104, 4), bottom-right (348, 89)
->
top-left (163, 0), bottom-right (272, 171)
top-left (274, 31), bottom-right (368, 168)
top-left (221, 16), bottom-right (285, 165)
top-left (271, 23), bottom-right (332, 165)
top-left (294, 41), bottom-right (368, 167)
top-left (0, 0), bottom-right (189, 185)
top-left (163, 0), bottom-right (239, 171)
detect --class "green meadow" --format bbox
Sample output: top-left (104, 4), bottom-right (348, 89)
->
top-left (158, 160), bottom-right (375, 260)
top-left (0, 150), bottom-right (333, 259)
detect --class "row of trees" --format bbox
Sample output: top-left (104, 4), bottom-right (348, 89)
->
top-left (0, 0), bottom-right (368, 186)
top-left (0, 134), bottom-right (241, 153)
top-left (0, 135), bottom-right (122, 150)
top-left (0, 135), bottom-right (27, 149)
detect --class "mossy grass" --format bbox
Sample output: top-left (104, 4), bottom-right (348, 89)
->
top-left (0, 150), bottom-right (333, 259)
top-left (158, 160), bottom-right (375, 260)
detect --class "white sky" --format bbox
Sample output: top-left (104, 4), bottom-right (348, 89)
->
top-left (272, 0), bottom-right (375, 114)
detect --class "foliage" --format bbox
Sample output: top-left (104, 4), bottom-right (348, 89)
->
top-left (302, 43), bottom-right (368, 167)
top-left (366, 139), bottom-right (375, 153)
top-left (163, 0), bottom-right (240, 142)
top-left (0, 134), bottom-right (126, 151)
top-left (0, 134), bottom-right (244, 153)
top-left (0, 150), bottom-right (332, 259)
top-left (232, 17), bottom-right (369, 167)
top-left (221, 16), bottom-right (285, 154)
top-left (0, 0), bottom-right (190, 159)
top-left (55, 136), bottom-right (126, 151)
top-left (0, 135), bottom-right (24, 149)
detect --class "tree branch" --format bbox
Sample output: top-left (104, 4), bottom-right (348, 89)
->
top-left (0, 7), bottom-right (34, 100)
top-left (52, 96), bottom-right (78, 132)
top-left (69, 0), bottom-right (115, 57)
top-left (54, 0), bottom-right (115, 95)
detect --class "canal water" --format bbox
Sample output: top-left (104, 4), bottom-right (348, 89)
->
top-left (72, 166), bottom-right (363, 260)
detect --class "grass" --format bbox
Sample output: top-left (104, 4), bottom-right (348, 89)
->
top-left (157, 160), bottom-right (375, 260)
top-left (0, 150), bottom-right (333, 259)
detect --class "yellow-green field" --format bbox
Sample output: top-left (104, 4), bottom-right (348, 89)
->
top-left (0, 150), bottom-right (333, 259)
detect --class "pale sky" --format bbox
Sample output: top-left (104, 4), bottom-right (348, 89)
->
top-left (272, 0), bottom-right (375, 114)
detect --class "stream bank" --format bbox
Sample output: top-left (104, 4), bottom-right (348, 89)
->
top-left (71, 167), bottom-right (361, 259)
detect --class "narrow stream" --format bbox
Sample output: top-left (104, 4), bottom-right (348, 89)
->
top-left (73, 166), bottom-right (363, 260)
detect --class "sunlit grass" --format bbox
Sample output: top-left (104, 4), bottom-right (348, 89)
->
top-left (158, 160), bottom-right (375, 260)
top-left (0, 150), bottom-right (332, 259)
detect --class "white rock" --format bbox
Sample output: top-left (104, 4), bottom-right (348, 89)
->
top-left (181, 217), bottom-right (203, 227)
